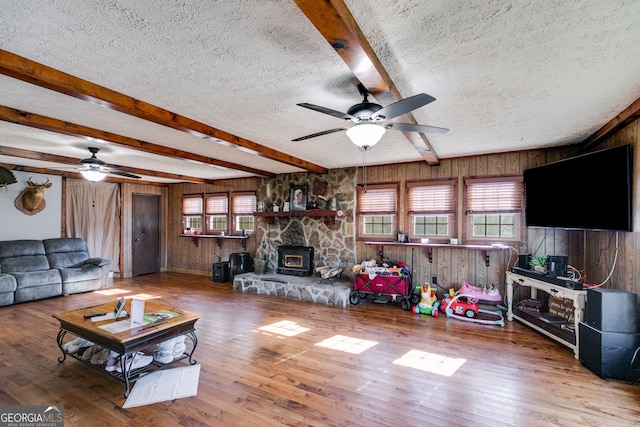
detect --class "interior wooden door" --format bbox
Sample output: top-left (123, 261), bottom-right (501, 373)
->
top-left (132, 194), bottom-right (160, 276)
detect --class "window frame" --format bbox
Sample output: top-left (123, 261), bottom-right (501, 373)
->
top-left (407, 179), bottom-right (457, 242)
top-left (356, 183), bottom-right (398, 241)
top-left (182, 194), bottom-right (204, 234)
top-left (205, 193), bottom-right (229, 235)
top-left (463, 176), bottom-right (524, 244)
top-left (230, 191), bottom-right (257, 235)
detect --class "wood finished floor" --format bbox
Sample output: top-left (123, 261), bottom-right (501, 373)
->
top-left (0, 272), bottom-right (638, 426)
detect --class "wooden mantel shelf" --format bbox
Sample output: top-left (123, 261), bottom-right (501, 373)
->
top-left (253, 210), bottom-right (341, 225)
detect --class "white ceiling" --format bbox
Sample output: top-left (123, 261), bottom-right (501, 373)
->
top-left (0, 0), bottom-right (639, 183)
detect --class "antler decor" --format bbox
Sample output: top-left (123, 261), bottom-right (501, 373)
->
top-left (15, 177), bottom-right (52, 215)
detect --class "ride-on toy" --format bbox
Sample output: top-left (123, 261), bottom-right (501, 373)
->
top-left (412, 284), bottom-right (439, 317)
top-left (440, 282), bottom-right (505, 327)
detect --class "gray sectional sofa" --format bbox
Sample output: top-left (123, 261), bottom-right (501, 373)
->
top-left (0, 238), bottom-right (111, 306)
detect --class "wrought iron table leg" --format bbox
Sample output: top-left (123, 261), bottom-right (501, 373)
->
top-left (56, 330), bottom-right (67, 363)
top-left (186, 330), bottom-right (198, 365)
top-left (120, 355), bottom-right (132, 398)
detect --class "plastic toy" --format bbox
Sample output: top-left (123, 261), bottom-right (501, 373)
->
top-left (412, 284), bottom-right (439, 317)
top-left (439, 291), bottom-right (477, 318)
top-left (441, 282), bottom-right (505, 326)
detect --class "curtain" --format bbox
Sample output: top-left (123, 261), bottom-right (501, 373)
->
top-left (66, 179), bottom-right (120, 273)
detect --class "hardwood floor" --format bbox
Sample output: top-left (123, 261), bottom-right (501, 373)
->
top-left (0, 272), bottom-right (638, 426)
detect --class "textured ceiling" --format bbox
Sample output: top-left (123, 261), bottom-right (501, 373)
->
top-left (0, 0), bottom-right (639, 183)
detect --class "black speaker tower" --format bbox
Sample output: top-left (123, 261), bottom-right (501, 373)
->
top-left (579, 288), bottom-right (640, 381)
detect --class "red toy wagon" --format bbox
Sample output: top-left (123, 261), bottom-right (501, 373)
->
top-left (350, 269), bottom-right (417, 311)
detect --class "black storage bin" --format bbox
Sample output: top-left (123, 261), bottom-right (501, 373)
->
top-left (229, 252), bottom-right (254, 280)
top-left (212, 262), bottom-right (229, 283)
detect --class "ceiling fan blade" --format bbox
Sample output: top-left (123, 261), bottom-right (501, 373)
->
top-left (292, 128), bottom-right (347, 142)
top-left (110, 169), bottom-right (142, 179)
top-left (371, 93), bottom-right (436, 121)
top-left (297, 103), bottom-right (355, 121)
top-left (386, 123), bottom-right (449, 134)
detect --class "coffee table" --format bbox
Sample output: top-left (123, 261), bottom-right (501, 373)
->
top-left (53, 300), bottom-right (200, 397)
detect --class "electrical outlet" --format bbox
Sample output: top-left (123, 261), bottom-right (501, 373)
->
top-left (432, 276), bottom-right (437, 285)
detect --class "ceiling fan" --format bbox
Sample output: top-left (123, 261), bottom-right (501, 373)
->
top-left (79, 147), bottom-right (141, 181)
top-left (292, 83), bottom-right (448, 149)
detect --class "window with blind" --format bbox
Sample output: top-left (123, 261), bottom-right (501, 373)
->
top-left (356, 185), bottom-right (397, 240)
top-left (465, 176), bottom-right (523, 241)
top-left (205, 194), bottom-right (228, 233)
top-left (182, 195), bottom-right (203, 232)
top-left (407, 180), bottom-right (456, 239)
top-left (231, 192), bottom-right (256, 234)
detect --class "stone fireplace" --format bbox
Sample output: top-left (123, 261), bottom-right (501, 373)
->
top-left (277, 245), bottom-right (314, 276)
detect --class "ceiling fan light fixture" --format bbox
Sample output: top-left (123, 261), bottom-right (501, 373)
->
top-left (80, 168), bottom-right (108, 182)
top-left (346, 123), bottom-right (385, 148)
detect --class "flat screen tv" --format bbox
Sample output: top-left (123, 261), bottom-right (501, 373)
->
top-left (523, 144), bottom-right (632, 231)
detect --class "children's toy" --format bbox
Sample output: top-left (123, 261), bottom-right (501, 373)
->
top-left (440, 282), bottom-right (505, 326)
top-left (440, 289), bottom-right (477, 318)
top-left (412, 284), bottom-right (439, 317)
top-left (350, 265), bottom-right (416, 311)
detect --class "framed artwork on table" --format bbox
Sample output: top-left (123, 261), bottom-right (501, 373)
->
top-left (289, 185), bottom-right (308, 211)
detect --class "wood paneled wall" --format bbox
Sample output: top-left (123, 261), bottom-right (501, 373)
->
top-left (160, 117), bottom-right (640, 298)
top-left (166, 179), bottom-right (260, 276)
top-left (577, 118), bottom-right (640, 294)
top-left (355, 148), bottom-right (578, 293)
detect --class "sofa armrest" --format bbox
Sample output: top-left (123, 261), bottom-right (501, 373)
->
top-left (86, 257), bottom-right (111, 267)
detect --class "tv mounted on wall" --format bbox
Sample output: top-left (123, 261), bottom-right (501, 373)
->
top-left (523, 144), bottom-right (632, 231)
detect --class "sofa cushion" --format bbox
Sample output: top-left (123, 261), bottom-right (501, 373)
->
top-left (15, 283), bottom-right (62, 303)
top-left (0, 240), bottom-right (50, 273)
top-left (58, 265), bottom-right (102, 283)
top-left (13, 269), bottom-right (62, 289)
top-left (43, 238), bottom-right (91, 268)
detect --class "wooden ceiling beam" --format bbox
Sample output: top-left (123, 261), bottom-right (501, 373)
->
top-left (293, 0), bottom-right (440, 165)
top-left (580, 97), bottom-right (640, 152)
top-left (0, 162), bottom-right (168, 186)
top-left (0, 105), bottom-right (273, 179)
top-left (0, 49), bottom-right (328, 174)
top-left (0, 145), bottom-right (216, 184)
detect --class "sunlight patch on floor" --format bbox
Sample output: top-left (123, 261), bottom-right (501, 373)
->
top-left (257, 320), bottom-right (310, 337)
top-left (128, 293), bottom-right (162, 300)
top-left (393, 349), bottom-right (466, 376)
top-left (94, 288), bottom-right (131, 296)
top-left (315, 335), bottom-right (378, 354)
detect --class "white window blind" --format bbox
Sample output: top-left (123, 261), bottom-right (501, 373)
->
top-left (232, 193), bottom-right (256, 214)
top-left (182, 196), bottom-right (203, 214)
top-left (466, 177), bottom-right (523, 214)
top-left (357, 186), bottom-right (397, 214)
top-left (205, 195), bottom-right (228, 214)
top-left (408, 181), bottom-right (455, 214)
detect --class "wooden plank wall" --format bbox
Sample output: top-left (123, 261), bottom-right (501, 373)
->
top-left (165, 179), bottom-right (260, 276)
top-left (355, 148), bottom-right (577, 294)
top-left (158, 117), bottom-right (639, 297)
top-left (578, 118), bottom-right (639, 294)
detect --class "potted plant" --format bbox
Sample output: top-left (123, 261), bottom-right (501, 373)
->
top-left (530, 255), bottom-right (547, 273)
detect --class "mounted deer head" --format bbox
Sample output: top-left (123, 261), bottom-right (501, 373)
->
top-left (20, 177), bottom-right (52, 212)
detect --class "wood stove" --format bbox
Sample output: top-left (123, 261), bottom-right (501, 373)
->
top-left (277, 245), bottom-right (314, 277)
